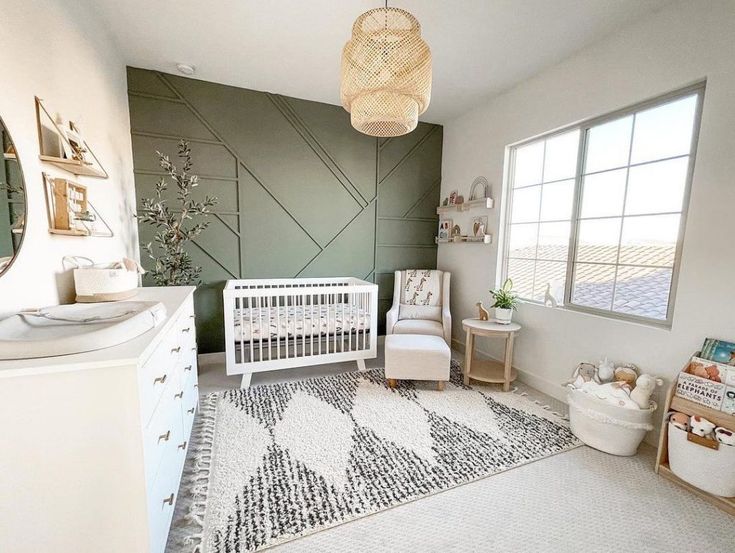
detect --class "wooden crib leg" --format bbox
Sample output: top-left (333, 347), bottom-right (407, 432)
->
top-left (356, 358), bottom-right (367, 371)
top-left (240, 373), bottom-right (252, 389)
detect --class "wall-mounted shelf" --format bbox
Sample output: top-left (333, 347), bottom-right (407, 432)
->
top-left (48, 228), bottom-right (89, 236)
top-left (435, 234), bottom-right (492, 244)
top-left (39, 155), bottom-right (107, 178)
top-left (35, 97), bottom-right (108, 179)
top-left (437, 197), bottom-right (494, 214)
top-left (42, 173), bottom-right (113, 238)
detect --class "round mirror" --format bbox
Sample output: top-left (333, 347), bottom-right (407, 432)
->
top-left (0, 117), bottom-right (26, 276)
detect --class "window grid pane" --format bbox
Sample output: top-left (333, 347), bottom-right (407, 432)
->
top-left (504, 87), bottom-right (701, 324)
top-left (507, 131), bottom-right (577, 305)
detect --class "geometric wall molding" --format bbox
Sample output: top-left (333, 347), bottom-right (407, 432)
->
top-left (128, 67), bottom-right (442, 352)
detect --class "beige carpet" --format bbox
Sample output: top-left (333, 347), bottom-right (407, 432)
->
top-left (167, 354), bottom-right (735, 553)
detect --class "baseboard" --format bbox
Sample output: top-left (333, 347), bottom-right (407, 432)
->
top-left (451, 337), bottom-right (568, 405)
top-left (198, 352), bottom-right (225, 366)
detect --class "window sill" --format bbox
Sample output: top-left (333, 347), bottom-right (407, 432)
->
top-left (517, 299), bottom-right (673, 331)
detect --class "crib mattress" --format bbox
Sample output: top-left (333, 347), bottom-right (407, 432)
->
top-left (233, 305), bottom-right (369, 342)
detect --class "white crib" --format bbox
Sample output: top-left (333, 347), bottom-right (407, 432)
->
top-left (223, 277), bottom-right (378, 387)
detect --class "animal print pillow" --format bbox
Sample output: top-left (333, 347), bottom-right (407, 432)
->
top-left (399, 269), bottom-right (442, 322)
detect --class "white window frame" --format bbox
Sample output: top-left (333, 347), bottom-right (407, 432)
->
top-left (501, 82), bottom-right (705, 328)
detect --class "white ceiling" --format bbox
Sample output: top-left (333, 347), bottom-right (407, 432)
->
top-left (87, 0), bottom-right (673, 123)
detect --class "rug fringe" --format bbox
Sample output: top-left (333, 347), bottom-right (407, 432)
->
top-left (510, 386), bottom-right (569, 421)
top-left (179, 392), bottom-right (218, 553)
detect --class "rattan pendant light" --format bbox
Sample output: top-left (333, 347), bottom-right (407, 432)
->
top-left (340, 3), bottom-right (432, 137)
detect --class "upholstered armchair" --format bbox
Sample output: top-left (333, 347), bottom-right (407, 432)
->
top-left (386, 269), bottom-right (451, 346)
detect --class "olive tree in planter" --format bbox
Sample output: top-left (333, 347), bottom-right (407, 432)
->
top-left (490, 278), bottom-right (519, 324)
top-left (137, 140), bottom-right (217, 286)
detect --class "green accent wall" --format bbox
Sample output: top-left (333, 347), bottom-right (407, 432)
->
top-left (127, 67), bottom-right (442, 353)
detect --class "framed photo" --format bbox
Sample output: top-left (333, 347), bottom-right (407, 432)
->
top-left (438, 218), bottom-right (452, 240)
top-left (62, 122), bottom-right (88, 163)
top-left (472, 215), bottom-right (488, 237)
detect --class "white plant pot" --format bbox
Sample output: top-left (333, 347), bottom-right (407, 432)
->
top-left (495, 307), bottom-right (513, 324)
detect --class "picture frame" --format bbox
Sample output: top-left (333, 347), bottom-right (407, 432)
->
top-left (438, 219), bottom-right (452, 240)
top-left (62, 123), bottom-right (88, 163)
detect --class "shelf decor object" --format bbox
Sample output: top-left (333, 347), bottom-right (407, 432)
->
top-left (35, 97), bottom-right (108, 179)
top-left (469, 176), bottom-right (491, 201)
top-left (42, 173), bottom-right (113, 237)
top-left (655, 359), bottom-right (735, 516)
top-left (340, 3), bottom-right (432, 137)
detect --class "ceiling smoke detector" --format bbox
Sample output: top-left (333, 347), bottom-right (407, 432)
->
top-left (176, 63), bottom-right (196, 76)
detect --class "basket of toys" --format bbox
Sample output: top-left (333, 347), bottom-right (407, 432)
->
top-left (667, 416), bottom-right (735, 497)
top-left (565, 360), bottom-right (661, 456)
top-left (664, 337), bottom-right (735, 497)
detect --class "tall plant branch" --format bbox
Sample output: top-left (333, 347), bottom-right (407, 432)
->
top-left (137, 140), bottom-right (218, 286)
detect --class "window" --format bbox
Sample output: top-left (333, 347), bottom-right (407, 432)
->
top-left (503, 84), bottom-right (703, 325)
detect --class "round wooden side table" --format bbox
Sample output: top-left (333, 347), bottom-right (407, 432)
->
top-left (462, 318), bottom-right (521, 391)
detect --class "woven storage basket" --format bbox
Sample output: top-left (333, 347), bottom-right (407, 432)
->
top-left (668, 423), bottom-right (735, 497)
top-left (567, 389), bottom-right (656, 456)
top-left (65, 256), bottom-right (139, 302)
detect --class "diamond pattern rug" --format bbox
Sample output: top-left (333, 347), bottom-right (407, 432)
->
top-left (182, 362), bottom-right (580, 552)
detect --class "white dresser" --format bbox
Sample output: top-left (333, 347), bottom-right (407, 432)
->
top-left (0, 286), bottom-right (199, 553)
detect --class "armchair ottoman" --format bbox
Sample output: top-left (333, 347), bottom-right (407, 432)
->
top-left (384, 334), bottom-right (450, 391)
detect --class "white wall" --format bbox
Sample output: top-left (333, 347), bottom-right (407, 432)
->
top-left (0, 0), bottom-right (136, 314)
top-left (439, 0), bottom-right (735, 431)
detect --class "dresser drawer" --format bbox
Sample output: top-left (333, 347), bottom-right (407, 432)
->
top-left (181, 373), bottom-right (199, 439)
top-left (147, 445), bottom-right (185, 553)
top-left (143, 386), bottom-right (184, 485)
top-left (139, 333), bottom-right (183, 427)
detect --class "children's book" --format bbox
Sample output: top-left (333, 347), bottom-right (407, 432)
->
top-left (700, 337), bottom-right (735, 366)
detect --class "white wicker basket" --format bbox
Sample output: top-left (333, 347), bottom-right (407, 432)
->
top-left (668, 423), bottom-right (735, 497)
top-left (64, 256), bottom-right (140, 302)
top-left (567, 389), bottom-right (657, 456)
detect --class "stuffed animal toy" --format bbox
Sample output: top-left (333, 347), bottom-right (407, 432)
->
top-left (629, 374), bottom-right (663, 409)
top-left (565, 362), bottom-right (600, 389)
top-left (669, 411), bottom-right (690, 431)
top-left (580, 380), bottom-right (639, 409)
top-left (714, 426), bottom-right (735, 446)
top-left (690, 415), bottom-right (716, 439)
top-left (614, 364), bottom-right (639, 389)
top-left (598, 357), bottom-right (615, 383)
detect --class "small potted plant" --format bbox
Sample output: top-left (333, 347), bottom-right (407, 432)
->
top-left (490, 278), bottom-right (518, 324)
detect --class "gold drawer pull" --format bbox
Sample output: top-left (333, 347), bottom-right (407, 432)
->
top-left (189, 314), bottom-right (195, 319)
top-left (187, 407), bottom-right (195, 414)
top-left (153, 374), bottom-right (167, 385)
top-left (170, 346), bottom-right (181, 354)
top-left (178, 441), bottom-right (187, 450)
top-left (162, 493), bottom-right (174, 506)
top-left (158, 430), bottom-right (171, 443)
top-left (191, 347), bottom-right (197, 352)
top-left (181, 327), bottom-right (191, 333)
top-left (174, 391), bottom-right (184, 399)
top-left (184, 365), bottom-right (192, 371)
